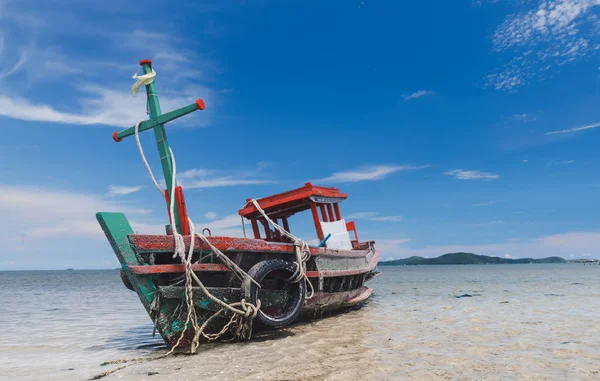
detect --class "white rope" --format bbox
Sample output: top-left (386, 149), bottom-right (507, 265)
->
top-left (133, 117), bottom-right (260, 353)
top-left (248, 199), bottom-right (314, 299)
top-left (132, 68), bottom-right (156, 96)
top-left (134, 121), bottom-right (164, 195)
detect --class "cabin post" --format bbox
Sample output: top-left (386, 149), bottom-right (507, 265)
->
top-left (282, 217), bottom-right (291, 243)
top-left (319, 204), bottom-right (329, 222)
top-left (310, 202), bottom-right (325, 241)
top-left (260, 219), bottom-right (272, 240)
top-left (326, 203), bottom-right (335, 221)
top-left (273, 218), bottom-right (282, 242)
top-left (251, 218), bottom-right (260, 239)
top-left (334, 203), bottom-right (341, 220)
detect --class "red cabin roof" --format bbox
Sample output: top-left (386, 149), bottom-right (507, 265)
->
top-left (239, 182), bottom-right (347, 220)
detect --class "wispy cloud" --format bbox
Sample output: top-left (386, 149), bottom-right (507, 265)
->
top-left (402, 90), bottom-right (435, 100)
top-left (0, 4), bottom-right (216, 128)
top-left (545, 122), bottom-right (600, 135)
top-left (472, 220), bottom-right (506, 227)
top-left (513, 113), bottom-right (537, 122)
top-left (106, 185), bottom-right (143, 197)
top-left (484, 0), bottom-right (600, 90)
top-left (0, 185), bottom-right (154, 242)
top-left (445, 169), bottom-right (500, 180)
top-left (196, 214), bottom-right (245, 237)
top-left (0, 84), bottom-right (213, 127)
top-left (346, 212), bottom-right (403, 222)
top-left (178, 164), bottom-right (273, 189)
top-left (472, 200), bottom-right (502, 207)
top-left (186, 178), bottom-right (273, 189)
top-left (546, 159), bottom-right (575, 165)
top-left (318, 164), bottom-right (429, 183)
top-left (204, 212), bottom-right (217, 219)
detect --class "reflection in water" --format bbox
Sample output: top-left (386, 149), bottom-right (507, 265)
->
top-left (2, 265), bottom-right (600, 380)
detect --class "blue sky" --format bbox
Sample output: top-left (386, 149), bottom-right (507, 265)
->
top-left (1, 0), bottom-right (600, 269)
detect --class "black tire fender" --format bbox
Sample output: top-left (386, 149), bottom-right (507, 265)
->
top-left (242, 259), bottom-right (306, 328)
top-left (120, 269), bottom-right (135, 291)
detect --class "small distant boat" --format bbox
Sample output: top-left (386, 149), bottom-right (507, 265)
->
top-left (96, 60), bottom-right (380, 349)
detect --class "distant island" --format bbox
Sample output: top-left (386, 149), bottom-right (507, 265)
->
top-left (379, 252), bottom-right (567, 266)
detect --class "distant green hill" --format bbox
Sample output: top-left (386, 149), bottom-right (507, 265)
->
top-left (379, 252), bottom-right (566, 266)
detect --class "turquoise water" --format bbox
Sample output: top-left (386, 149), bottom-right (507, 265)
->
top-left (1, 264), bottom-right (599, 380)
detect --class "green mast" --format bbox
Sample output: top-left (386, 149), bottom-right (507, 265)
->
top-left (140, 59), bottom-right (180, 233)
top-left (112, 59), bottom-right (206, 234)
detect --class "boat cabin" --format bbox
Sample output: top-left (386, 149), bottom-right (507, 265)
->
top-left (238, 182), bottom-right (361, 250)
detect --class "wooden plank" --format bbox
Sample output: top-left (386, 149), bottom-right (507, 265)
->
top-left (129, 263), bottom-right (230, 274)
top-left (306, 250), bottom-right (379, 278)
top-left (128, 235), bottom-right (371, 257)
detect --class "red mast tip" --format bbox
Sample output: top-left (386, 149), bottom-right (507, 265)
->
top-left (112, 132), bottom-right (122, 142)
top-left (139, 59), bottom-right (152, 66)
top-left (195, 99), bottom-right (206, 110)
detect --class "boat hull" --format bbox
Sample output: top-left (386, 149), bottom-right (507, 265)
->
top-left (97, 212), bottom-right (379, 348)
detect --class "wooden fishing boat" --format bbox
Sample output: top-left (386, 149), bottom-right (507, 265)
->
top-left (97, 59), bottom-right (380, 349)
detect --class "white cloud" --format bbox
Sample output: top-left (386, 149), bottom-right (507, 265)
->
top-left (318, 164), bottom-right (429, 183)
top-left (403, 90), bottom-right (435, 100)
top-left (177, 164), bottom-right (273, 189)
top-left (513, 113), bottom-right (537, 121)
top-left (377, 230), bottom-right (600, 260)
top-left (504, 253), bottom-right (516, 259)
top-left (194, 214), bottom-right (245, 237)
top-left (0, 84), bottom-right (213, 127)
top-left (0, 6), bottom-right (216, 128)
top-left (472, 220), bottom-right (506, 227)
top-left (185, 177), bottom-right (272, 189)
top-left (179, 169), bottom-right (214, 179)
top-left (545, 121), bottom-right (600, 135)
top-left (546, 159), bottom-right (575, 165)
top-left (204, 212), bottom-right (217, 219)
top-left (106, 185), bottom-right (143, 197)
top-left (0, 185), bottom-right (155, 241)
top-left (445, 169), bottom-right (500, 180)
top-left (346, 212), bottom-right (403, 222)
top-left (472, 200), bottom-right (501, 207)
top-left (485, 0), bottom-right (600, 90)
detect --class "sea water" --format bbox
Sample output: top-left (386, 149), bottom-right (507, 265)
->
top-left (1, 264), bottom-right (599, 380)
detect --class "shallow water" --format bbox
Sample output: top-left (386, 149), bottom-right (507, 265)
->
top-left (2, 264), bottom-right (600, 380)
